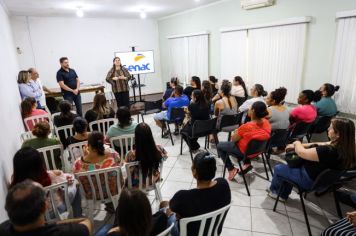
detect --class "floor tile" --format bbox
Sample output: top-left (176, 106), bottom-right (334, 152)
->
top-left (251, 208), bottom-right (292, 235)
top-left (160, 181), bottom-right (192, 198)
top-left (287, 211), bottom-right (329, 236)
top-left (250, 190), bottom-right (286, 212)
top-left (223, 228), bottom-right (252, 236)
top-left (166, 167), bottom-right (194, 182)
top-left (224, 206), bottom-right (252, 231)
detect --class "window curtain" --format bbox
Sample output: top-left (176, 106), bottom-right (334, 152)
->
top-left (220, 30), bottom-right (248, 81)
top-left (248, 24), bottom-right (307, 103)
top-left (331, 16), bottom-right (356, 114)
top-left (168, 34), bottom-right (209, 84)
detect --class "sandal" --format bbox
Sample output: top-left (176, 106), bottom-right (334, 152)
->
top-left (238, 164), bottom-right (253, 175)
top-left (228, 168), bottom-right (239, 181)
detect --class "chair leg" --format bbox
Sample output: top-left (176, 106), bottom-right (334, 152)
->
top-left (227, 132), bottom-right (231, 141)
top-left (141, 114), bottom-right (145, 123)
top-left (167, 123), bottom-right (174, 145)
top-left (204, 136), bottom-right (208, 149)
top-left (180, 136), bottom-right (183, 155)
top-left (333, 188), bottom-right (343, 218)
top-left (136, 114), bottom-right (140, 123)
top-left (222, 158), bottom-right (227, 178)
top-left (299, 191), bottom-right (312, 236)
top-left (261, 154), bottom-right (270, 180)
top-left (237, 159), bottom-right (250, 196)
top-left (273, 182), bottom-right (284, 211)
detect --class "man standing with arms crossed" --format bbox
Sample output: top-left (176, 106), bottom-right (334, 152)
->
top-left (56, 57), bottom-right (82, 116)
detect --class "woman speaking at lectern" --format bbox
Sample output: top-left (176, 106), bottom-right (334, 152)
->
top-left (106, 57), bottom-right (131, 108)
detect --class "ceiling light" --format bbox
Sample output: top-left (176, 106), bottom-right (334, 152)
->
top-left (140, 11), bottom-right (146, 19)
top-left (76, 8), bottom-right (84, 17)
top-left (195, 0), bottom-right (201, 2)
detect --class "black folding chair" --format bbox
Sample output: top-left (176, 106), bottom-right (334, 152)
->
top-left (306, 116), bottom-right (333, 142)
top-left (217, 113), bottom-right (243, 141)
top-left (288, 122), bottom-right (312, 143)
top-left (273, 169), bottom-right (346, 236)
top-left (180, 118), bottom-right (218, 161)
top-left (333, 169), bottom-right (356, 218)
top-left (263, 129), bottom-right (289, 176)
top-left (140, 99), bottom-right (163, 123)
top-left (222, 139), bottom-right (269, 196)
top-left (163, 107), bottom-right (185, 146)
top-left (234, 96), bottom-right (247, 107)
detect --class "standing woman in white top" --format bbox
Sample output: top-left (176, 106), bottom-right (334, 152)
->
top-left (28, 68), bottom-right (52, 108)
top-left (239, 84), bottom-right (267, 123)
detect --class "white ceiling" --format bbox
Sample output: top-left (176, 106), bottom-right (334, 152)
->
top-left (3, 0), bottom-right (223, 19)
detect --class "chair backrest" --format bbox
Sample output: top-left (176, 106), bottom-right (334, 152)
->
top-left (109, 134), bottom-right (135, 160)
top-left (245, 139), bottom-right (269, 158)
top-left (310, 116), bottom-right (333, 134)
top-left (37, 144), bottom-right (64, 170)
top-left (218, 113), bottom-right (243, 130)
top-left (55, 125), bottom-right (74, 141)
top-left (125, 161), bottom-right (159, 190)
top-left (289, 122), bottom-right (312, 140)
top-left (44, 181), bottom-right (72, 221)
top-left (67, 141), bottom-right (88, 164)
top-left (156, 223), bottom-right (174, 236)
top-left (75, 166), bottom-right (122, 203)
top-left (312, 169), bottom-right (346, 192)
top-left (179, 204), bottom-right (231, 236)
top-left (24, 114), bottom-right (53, 131)
top-left (169, 107), bottom-right (185, 122)
top-left (89, 118), bottom-right (117, 136)
top-left (268, 129), bottom-right (289, 149)
top-left (51, 111), bottom-right (77, 122)
top-left (145, 99), bottom-right (163, 113)
top-left (192, 118), bottom-right (217, 138)
top-left (20, 131), bottom-right (34, 142)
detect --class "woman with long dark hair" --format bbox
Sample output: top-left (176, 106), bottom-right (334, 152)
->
top-left (125, 123), bottom-right (167, 184)
top-left (106, 57), bottom-right (131, 108)
top-left (181, 89), bottom-right (210, 152)
top-left (21, 97), bottom-right (48, 131)
top-left (202, 80), bottom-right (213, 103)
top-left (183, 76), bottom-right (201, 100)
top-left (209, 76), bottom-right (219, 96)
top-left (268, 118), bottom-right (356, 201)
top-left (231, 76), bottom-right (248, 100)
top-left (85, 92), bottom-right (115, 124)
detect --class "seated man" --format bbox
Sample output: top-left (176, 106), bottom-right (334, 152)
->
top-left (153, 85), bottom-right (189, 137)
top-left (0, 180), bottom-right (92, 236)
top-left (160, 151), bottom-right (231, 236)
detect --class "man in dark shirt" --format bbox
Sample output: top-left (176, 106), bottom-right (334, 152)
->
top-left (56, 57), bottom-right (82, 116)
top-left (0, 180), bottom-right (92, 236)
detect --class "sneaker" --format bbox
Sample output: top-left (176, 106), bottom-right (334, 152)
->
top-left (267, 191), bottom-right (287, 203)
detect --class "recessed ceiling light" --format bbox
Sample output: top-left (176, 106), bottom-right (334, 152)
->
top-left (195, 0), bottom-right (201, 2)
top-left (76, 8), bottom-right (84, 17)
top-left (140, 10), bottom-right (147, 19)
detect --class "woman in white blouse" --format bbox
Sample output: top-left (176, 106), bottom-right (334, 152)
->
top-left (239, 84), bottom-right (267, 123)
top-left (231, 76), bottom-right (248, 99)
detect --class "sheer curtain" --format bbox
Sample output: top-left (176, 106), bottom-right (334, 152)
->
top-left (331, 16), bottom-right (356, 114)
top-left (220, 30), bottom-right (248, 80)
top-left (168, 34), bottom-right (209, 84)
top-left (248, 24), bottom-right (307, 103)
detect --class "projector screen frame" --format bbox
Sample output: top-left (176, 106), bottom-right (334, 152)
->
top-left (113, 50), bottom-right (155, 75)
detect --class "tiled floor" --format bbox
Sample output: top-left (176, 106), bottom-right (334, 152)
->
top-left (90, 113), bottom-right (349, 236)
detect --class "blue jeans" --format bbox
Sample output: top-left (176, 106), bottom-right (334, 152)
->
top-left (63, 92), bottom-right (82, 117)
top-left (217, 142), bottom-right (245, 171)
top-left (94, 224), bottom-right (113, 236)
top-left (269, 164), bottom-right (314, 200)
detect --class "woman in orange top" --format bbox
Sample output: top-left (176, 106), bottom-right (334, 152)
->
top-left (217, 101), bottom-right (271, 181)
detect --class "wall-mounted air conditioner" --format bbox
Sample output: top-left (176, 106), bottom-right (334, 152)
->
top-left (241, 0), bottom-right (274, 10)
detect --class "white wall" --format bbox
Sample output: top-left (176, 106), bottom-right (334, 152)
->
top-left (158, 0), bottom-right (356, 95)
top-left (11, 16), bottom-right (163, 103)
top-left (0, 2), bottom-right (24, 221)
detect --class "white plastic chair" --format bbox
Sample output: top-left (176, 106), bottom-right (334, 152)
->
top-left (156, 222), bottom-right (174, 236)
top-left (20, 131), bottom-right (34, 142)
top-left (24, 113), bottom-right (53, 131)
top-left (109, 134), bottom-right (135, 159)
top-left (125, 161), bottom-right (163, 202)
top-left (75, 166), bottom-right (123, 221)
top-left (103, 80), bottom-right (115, 105)
top-left (89, 118), bottom-right (117, 136)
top-left (44, 181), bottom-right (73, 222)
top-left (55, 125), bottom-right (74, 141)
top-left (179, 204), bottom-right (231, 236)
top-left (68, 141), bottom-right (87, 160)
top-left (37, 144), bottom-right (64, 171)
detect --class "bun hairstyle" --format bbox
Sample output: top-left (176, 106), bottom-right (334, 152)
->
top-left (301, 90), bottom-right (317, 104)
top-left (255, 84), bottom-right (267, 97)
top-left (193, 151), bottom-right (217, 181)
top-left (88, 131), bottom-right (105, 155)
top-left (313, 90), bottom-right (322, 103)
top-left (251, 101), bottom-right (269, 119)
top-left (323, 83), bottom-right (340, 97)
top-left (209, 76), bottom-right (218, 84)
top-left (270, 87), bottom-right (287, 104)
top-left (32, 121), bottom-right (51, 138)
top-left (73, 117), bottom-right (88, 134)
top-left (220, 80), bottom-right (232, 97)
top-left (170, 77), bottom-right (179, 86)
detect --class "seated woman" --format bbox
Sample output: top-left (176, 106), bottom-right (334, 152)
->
top-left (202, 80), bottom-right (213, 104)
top-left (183, 76), bottom-right (201, 100)
top-left (266, 87), bottom-right (289, 130)
top-left (314, 83), bottom-right (339, 117)
top-left (21, 97), bottom-right (48, 131)
top-left (22, 121), bottom-right (62, 169)
top-left (163, 77), bottom-right (178, 101)
top-left (10, 147), bottom-right (81, 217)
top-left (125, 123), bottom-right (167, 186)
top-left (214, 80), bottom-right (238, 123)
top-left (161, 151), bottom-right (231, 236)
top-left (106, 107), bottom-right (137, 143)
top-left (268, 118), bottom-right (356, 202)
top-left (65, 117), bottom-right (89, 149)
top-left (239, 84), bottom-right (267, 123)
top-left (84, 92), bottom-right (115, 125)
top-left (181, 90), bottom-right (210, 152)
top-left (217, 101), bottom-right (271, 180)
top-left (53, 100), bottom-right (78, 127)
top-left (321, 211), bottom-right (356, 236)
top-left (18, 70), bottom-right (43, 108)
top-left (289, 90), bottom-right (317, 126)
top-left (231, 76), bottom-right (248, 104)
top-left (208, 75), bottom-right (219, 96)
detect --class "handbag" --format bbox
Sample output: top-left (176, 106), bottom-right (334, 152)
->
top-left (285, 151), bottom-right (304, 168)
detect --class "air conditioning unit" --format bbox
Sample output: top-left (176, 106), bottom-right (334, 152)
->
top-left (241, 0), bottom-right (274, 10)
